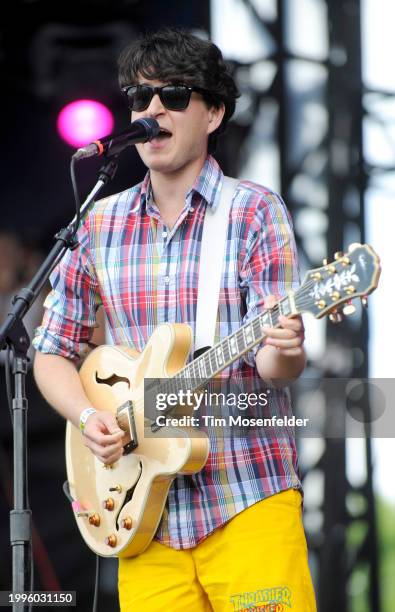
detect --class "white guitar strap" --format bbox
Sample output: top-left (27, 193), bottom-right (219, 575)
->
top-left (195, 176), bottom-right (239, 354)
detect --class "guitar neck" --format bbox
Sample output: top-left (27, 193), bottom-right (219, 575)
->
top-left (156, 243), bottom-right (381, 407)
top-left (175, 292), bottom-right (297, 387)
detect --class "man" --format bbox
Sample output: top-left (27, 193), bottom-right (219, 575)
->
top-left (33, 28), bottom-right (316, 612)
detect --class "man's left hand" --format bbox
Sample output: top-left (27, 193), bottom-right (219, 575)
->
top-left (263, 294), bottom-right (305, 357)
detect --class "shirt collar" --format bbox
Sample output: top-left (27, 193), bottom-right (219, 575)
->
top-left (138, 154), bottom-right (224, 214)
top-left (188, 155), bottom-right (223, 211)
top-left (139, 171), bottom-right (153, 212)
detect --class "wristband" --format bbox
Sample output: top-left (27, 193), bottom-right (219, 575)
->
top-left (79, 407), bottom-right (97, 433)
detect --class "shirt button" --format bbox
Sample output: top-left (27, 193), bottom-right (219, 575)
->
top-left (162, 231), bottom-right (167, 238)
top-left (164, 276), bottom-right (170, 284)
top-left (189, 207), bottom-right (194, 212)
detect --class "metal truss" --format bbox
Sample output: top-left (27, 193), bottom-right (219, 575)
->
top-left (219, 1), bottom-right (380, 610)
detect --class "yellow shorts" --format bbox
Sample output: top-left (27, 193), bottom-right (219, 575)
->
top-left (118, 488), bottom-right (317, 611)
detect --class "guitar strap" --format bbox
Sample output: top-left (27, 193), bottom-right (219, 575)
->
top-left (194, 176), bottom-right (239, 355)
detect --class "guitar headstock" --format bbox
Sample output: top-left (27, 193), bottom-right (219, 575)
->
top-left (295, 243), bottom-right (381, 320)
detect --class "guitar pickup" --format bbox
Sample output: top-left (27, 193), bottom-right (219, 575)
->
top-left (117, 400), bottom-right (138, 453)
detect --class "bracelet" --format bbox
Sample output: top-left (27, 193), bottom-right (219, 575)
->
top-left (79, 407), bottom-right (97, 433)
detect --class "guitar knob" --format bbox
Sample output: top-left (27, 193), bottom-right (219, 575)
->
top-left (121, 516), bottom-right (133, 530)
top-left (329, 311), bottom-right (343, 323)
top-left (310, 272), bottom-right (322, 281)
top-left (88, 513), bottom-right (101, 527)
top-left (102, 498), bottom-right (115, 511)
top-left (105, 534), bottom-right (117, 548)
top-left (343, 303), bottom-right (356, 316)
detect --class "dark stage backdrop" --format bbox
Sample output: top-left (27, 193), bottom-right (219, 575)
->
top-left (0, 2), bottom-right (210, 610)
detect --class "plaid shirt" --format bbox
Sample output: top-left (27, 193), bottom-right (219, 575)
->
top-left (33, 155), bottom-right (302, 549)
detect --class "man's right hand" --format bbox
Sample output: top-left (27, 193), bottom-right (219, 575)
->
top-left (82, 410), bottom-right (125, 465)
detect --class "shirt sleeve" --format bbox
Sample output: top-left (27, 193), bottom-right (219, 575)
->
top-left (239, 189), bottom-right (300, 368)
top-left (32, 219), bottom-right (102, 363)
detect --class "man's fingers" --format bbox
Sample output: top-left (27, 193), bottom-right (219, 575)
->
top-left (279, 315), bottom-right (304, 332)
top-left (83, 438), bottom-right (124, 462)
top-left (264, 294), bottom-right (277, 309)
top-left (84, 424), bottom-right (124, 444)
top-left (277, 347), bottom-right (304, 357)
top-left (266, 336), bottom-right (303, 348)
top-left (96, 412), bottom-right (124, 435)
top-left (82, 411), bottom-right (125, 448)
top-left (263, 325), bottom-right (300, 340)
top-left (265, 327), bottom-right (297, 339)
top-left (263, 315), bottom-right (304, 339)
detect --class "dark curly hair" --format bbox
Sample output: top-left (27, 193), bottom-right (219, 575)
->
top-left (118, 28), bottom-right (239, 153)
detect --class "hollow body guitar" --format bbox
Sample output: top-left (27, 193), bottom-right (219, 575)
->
top-left (66, 322), bottom-right (209, 558)
top-left (65, 243), bottom-right (380, 558)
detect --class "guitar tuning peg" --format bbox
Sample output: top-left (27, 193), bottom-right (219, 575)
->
top-left (329, 311), bottom-right (343, 323)
top-left (342, 302), bottom-right (356, 316)
top-left (322, 258), bottom-right (328, 266)
top-left (348, 242), bottom-right (362, 252)
top-left (334, 251), bottom-right (344, 260)
top-left (361, 296), bottom-right (368, 308)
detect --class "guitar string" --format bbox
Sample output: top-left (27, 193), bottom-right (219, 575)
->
top-left (148, 267), bottom-right (367, 401)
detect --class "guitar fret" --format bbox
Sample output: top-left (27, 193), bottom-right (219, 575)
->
top-left (272, 307), bottom-right (280, 327)
top-left (235, 330), bottom-right (244, 354)
top-left (194, 361), bottom-right (201, 380)
top-left (201, 355), bottom-right (209, 379)
top-left (205, 356), bottom-right (212, 378)
top-left (208, 349), bottom-right (217, 374)
top-left (223, 338), bottom-right (231, 363)
top-left (260, 312), bottom-right (269, 334)
top-left (281, 297), bottom-right (291, 317)
top-left (170, 379), bottom-right (177, 396)
top-left (198, 358), bottom-right (206, 379)
top-left (182, 365), bottom-right (191, 380)
top-left (216, 345), bottom-right (224, 367)
top-left (243, 323), bottom-right (254, 346)
top-left (229, 335), bottom-right (238, 357)
top-left (191, 362), bottom-right (198, 380)
top-left (175, 295), bottom-right (298, 388)
top-left (252, 319), bottom-right (261, 342)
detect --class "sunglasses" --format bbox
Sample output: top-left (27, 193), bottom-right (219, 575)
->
top-left (121, 83), bottom-right (207, 112)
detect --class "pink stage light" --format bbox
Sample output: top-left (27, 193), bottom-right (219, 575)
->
top-left (57, 99), bottom-right (114, 148)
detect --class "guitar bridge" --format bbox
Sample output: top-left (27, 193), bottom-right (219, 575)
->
top-left (116, 400), bottom-right (138, 453)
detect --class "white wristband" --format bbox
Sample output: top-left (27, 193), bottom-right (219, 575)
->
top-left (79, 407), bottom-right (97, 433)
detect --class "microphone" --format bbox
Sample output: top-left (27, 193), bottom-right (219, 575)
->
top-left (72, 118), bottom-right (160, 160)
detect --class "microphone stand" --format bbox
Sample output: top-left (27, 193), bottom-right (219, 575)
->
top-left (0, 157), bottom-right (118, 611)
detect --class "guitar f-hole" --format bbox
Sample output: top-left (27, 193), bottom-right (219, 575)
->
top-left (115, 461), bottom-right (143, 531)
top-left (95, 372), bottom-right (131, 388)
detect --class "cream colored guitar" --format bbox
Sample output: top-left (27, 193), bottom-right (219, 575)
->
top-left (65, 244), bottom-right (380, 557)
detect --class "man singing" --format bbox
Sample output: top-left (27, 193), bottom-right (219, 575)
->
top-left (33, 27), bottom-right (316, 612)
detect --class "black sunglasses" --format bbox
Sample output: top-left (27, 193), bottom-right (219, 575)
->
top-left (121, 84), bottom-right (207, 112)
